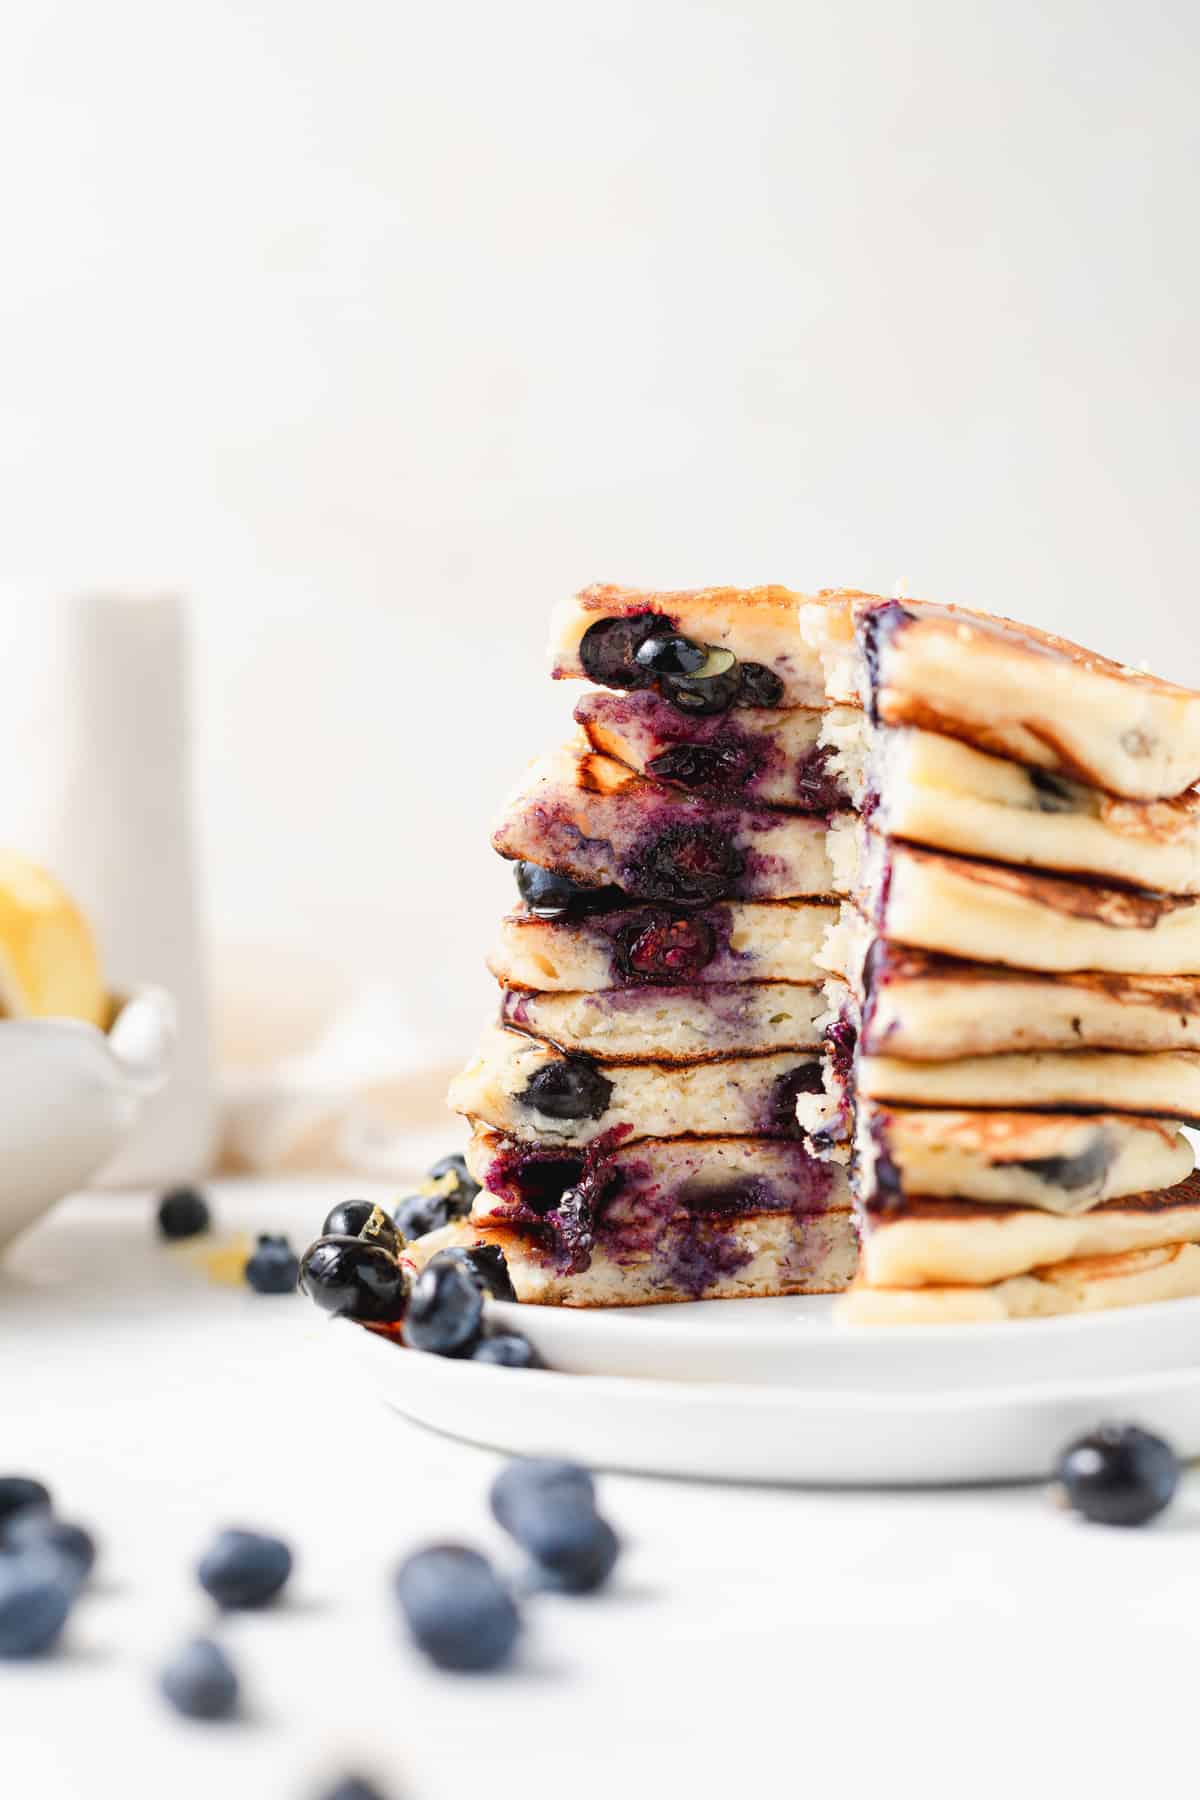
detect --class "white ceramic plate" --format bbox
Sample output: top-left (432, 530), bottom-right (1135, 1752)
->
top-left (471, 1290), bottom-right (1200, 1391)
top-left (344, 1319), bottom-right (1200, 1485)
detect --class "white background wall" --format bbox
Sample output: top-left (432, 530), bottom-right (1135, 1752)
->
top-left (2, 0), bottom-right (1198, 1063)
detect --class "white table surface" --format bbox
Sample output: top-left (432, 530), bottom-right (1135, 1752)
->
top-left (3, 1177), bottom-right (1196, 1800)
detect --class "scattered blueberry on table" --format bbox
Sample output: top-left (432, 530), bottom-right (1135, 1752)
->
top-left (490, 1459), bottom-right (619, 1593)
top-left (197, 1527), bottom-right (294, 1609)
top-left (489, 1459), bottom-right (596, 1532)
top-left (319, 1779), bottom-right (392, 1800)
top-left (159, 1636), bottom-right (240, 1720)
top-left (0, 1475), bottom-right (51, 1527)
top-left (395, 1545), bottom-right (522, 1673)
top-left (0, 1552), bottom-right (76, 1658)
top-left (1056, 1422), bottom-right (1180, 1527)
top-left (157, 1186), bottom-right (211, 1240)
top-left (244, 1233), bottom-right (301, 1295)
top-left (3, 1512), bottom-right (97, 1586)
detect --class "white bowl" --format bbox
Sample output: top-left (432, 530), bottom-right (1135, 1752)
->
top-left (0, 987), bottom-right (176, 1251)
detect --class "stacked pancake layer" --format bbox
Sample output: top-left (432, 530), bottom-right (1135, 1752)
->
top-left (435, 585), bottom-right (857, 1305)
top-left (797, 592), bottom-right (1200, 1324)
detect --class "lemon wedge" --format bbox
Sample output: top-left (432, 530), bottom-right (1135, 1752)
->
top-left (0, 852), bottom-right (107, 1028)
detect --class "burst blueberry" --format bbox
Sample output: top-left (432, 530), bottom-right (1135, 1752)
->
top-left (734, 662), bottom-right (784, 708)
top-left (244, 1234), bottom-right (300, 1294)
top-left (394, 1545), bottom-right (521, 1672)
top-left (403, 1260), bottom-right (484, 1358)
top-left (1056, 1423), bottom-right (1180, 1526)
top-left (578, 614), bottom-right (660, 689)
top-left (159, 1636), bottom-right (240, 1720)
top-left (299, 1236), bottom-right (409, 1323)
top-left (197, 1527), bottom-right (293, 1609)
top-left (0, 1553), bottom-right (75, 1657)
top-left (157, 1186), bottom-right (211, 1240)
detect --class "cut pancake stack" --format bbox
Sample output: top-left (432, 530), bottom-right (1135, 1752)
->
top-left (796, 593), bottom-right (1200, 1323)
top-left (419, 585), bottom-right (864, 1305)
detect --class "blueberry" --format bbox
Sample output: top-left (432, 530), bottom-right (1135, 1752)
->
top-left (427, 1245), bottom-right (517, 1302)
top-left (1056, 1423), bottom-right (1180, 1527)
top-left (514, 861), bottom-right (585, 920)
top-left (197, 1527), bottom-right (293, 1609)
top-left (489, 1459), bottom-right (596, 1533)
top-left (506, 1497), bottom-right (620, 1593)
top-left (322, 1198), bottom-right (376, 1238)
top-left (520, 1056), bottom-right (614, 1122)
top-left (0, 1476), bottom-right (51, 1528)
top-left (0, 1553), bottom-right (74, 1657)
top-left (578, 614), bottom-right (660, 690)
top-left (660, 649), bottom-right (741, 716)
top-left (244, 1234), bottom-right (300, 1295)
top-left (3, 1514), bottom-right (96, 1586)
top-left (159, 1636), bottom-right (240, 1720)
top-left (319, 1780), bottom-right (391, 1800)
top-left (626, 825), bottom-right (743, 902)
top-left (393, 1194), bottom-right (452, 1240)
top-left (157, 1187), bottom-right (211, 1240)
top-left (633, 633), bottom-right (708, 676)
top-left (614, 910), bottom-right (716, 982)
top-left (394, 1545), bottom-right (521, 1672)
top-left (646, 742), bottom-right (756, 793)
top-left (472, 1331), bottom-right (542, 1369)
top-left (428, 1152), bottom-right (472, 1186)
top-left (403, 1260), bottom-right (484, 1358)
top-left (734, 662), bottom-right (784, 708)
top-left (299, 1237), bottom-right (409, 1323)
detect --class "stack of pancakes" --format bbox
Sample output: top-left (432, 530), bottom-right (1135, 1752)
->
top-left (797, 593), bottom-right (1200, 1322)
top-left (419, 585), bottom-right (865, 1304)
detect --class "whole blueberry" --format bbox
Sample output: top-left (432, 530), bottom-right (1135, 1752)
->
top-left (472, 1331), bottom-right (542, 1369)
top-left (3, 1514), bottom-right (96, 1586)
top-left (197, 1528), bottom-right (293, 1609)
top-left (322, 1198), bottom-right (376, 1239)
top-left (0, 1476), bottom-right (51, 1528)
top-left (1057, 1423), bottom-right (1180, 1527)
top-left (506, 1498), bottom-right (620, 1594)
top-left (489, 1459), bottom-right (596, 1533)
top-left (244, 1234), bottom-right (300, 1295)
top-left (394, 1545), bottom-right (521, 1672)
top-left (428, 1152), bottom-right (472, 1187)
top-left (393, 1193), bottom-right (452, 1241)
top-left (319, 1780), bottom-right (391, 1800)
top-left (520, 1056), bottom-right (614, 1123)
top-left (0, 1553), bottom-right (74, 1657)
top-left (734, 662), bottom-right (784, 708)
top-left (634, 633), bottom-right (708, 676)
top-left (660, 649), bottom-right (741, 716)
top-left (300, 1237), bottom-right (409, 1324)
top-left (514, 861), bottom-right (585, 920)
top-left (159, 1636), bottom-right (240, 1720)
top-left (578, 614), bottom-right (660, 690)
top-left (427, 1245), bottom-right (517, 1303)
top-left (157, 1187), bottom-right (211, 1240)
top-left (404, 1260), bottom-right (484, 1358)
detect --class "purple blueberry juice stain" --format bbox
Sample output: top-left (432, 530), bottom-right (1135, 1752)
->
top-left (860, 600), bottom-right (915, 727)
top-left (658, 1219), bottom-right (752, 1298)
top-left (764, 1062), bottom-right (824, 1137)
top-left (622, 823), bottom-right (744, 903)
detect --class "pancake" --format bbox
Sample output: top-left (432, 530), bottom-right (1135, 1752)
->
top-left (857, 1046), bottom-right (1200, 1123)
top-left (855, 1099), bottom-right (1193, 1214)
top-left (550, 583), bottom-right (831, 707)
top-left (855, 942), bottom-right (1200, 1060)
top-left (448, 1023), bottom-right (825, 1145)
top-left (464, 1123), bottom-right (851, 1224)
top-left (857, 839), bottom-right (1200, 975)
top-left (402, 1209), bottom-right (857, 1307)
top-left (499, 981), bottom-right (827, 1060)
top-left (575, 689), bottom-right (858, 811)
top-left (489, 898), bottom-right (836, 992)
top-left (801, 591), bottom-right (1200, 800)
top-left (859, 1171), bottom-right (1200, 1288)
top-left (493, 743), bottom-right (837, 902)
top-left (860, 724), bottom-right (1200, 894)
top-left (837, 1242), bottom-right (1200, 1324)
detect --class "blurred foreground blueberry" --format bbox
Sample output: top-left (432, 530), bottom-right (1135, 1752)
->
top-left (0, 1553), bottom-right (75, 1657)
top-left (159, 1637), bottom-right (239, 1720)
top-left (489, 1459), bottom-right (595, 1534)
top-left (395, 1545), bottom-right (521, 1672)
top-left (1057, 1423), bottom-right (1180, 1526)
top-left (197, 1528), bottom-right (293, 1609)
top-left (244, 1234), bottom-right (300, 1295)
top-left (508, 1500), bottom-right (620, 1594)
top-left (0, 1476), bottom-right (51, 1527)
top-left (3, 1513), bottom-right (96, 1586)
top-left (157, 1187), bottom-right (211, 1240)
top-left (319, 1780), bottom-right (391, 1800)
top-left (472, 1331), bottom-right (542, 1369)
